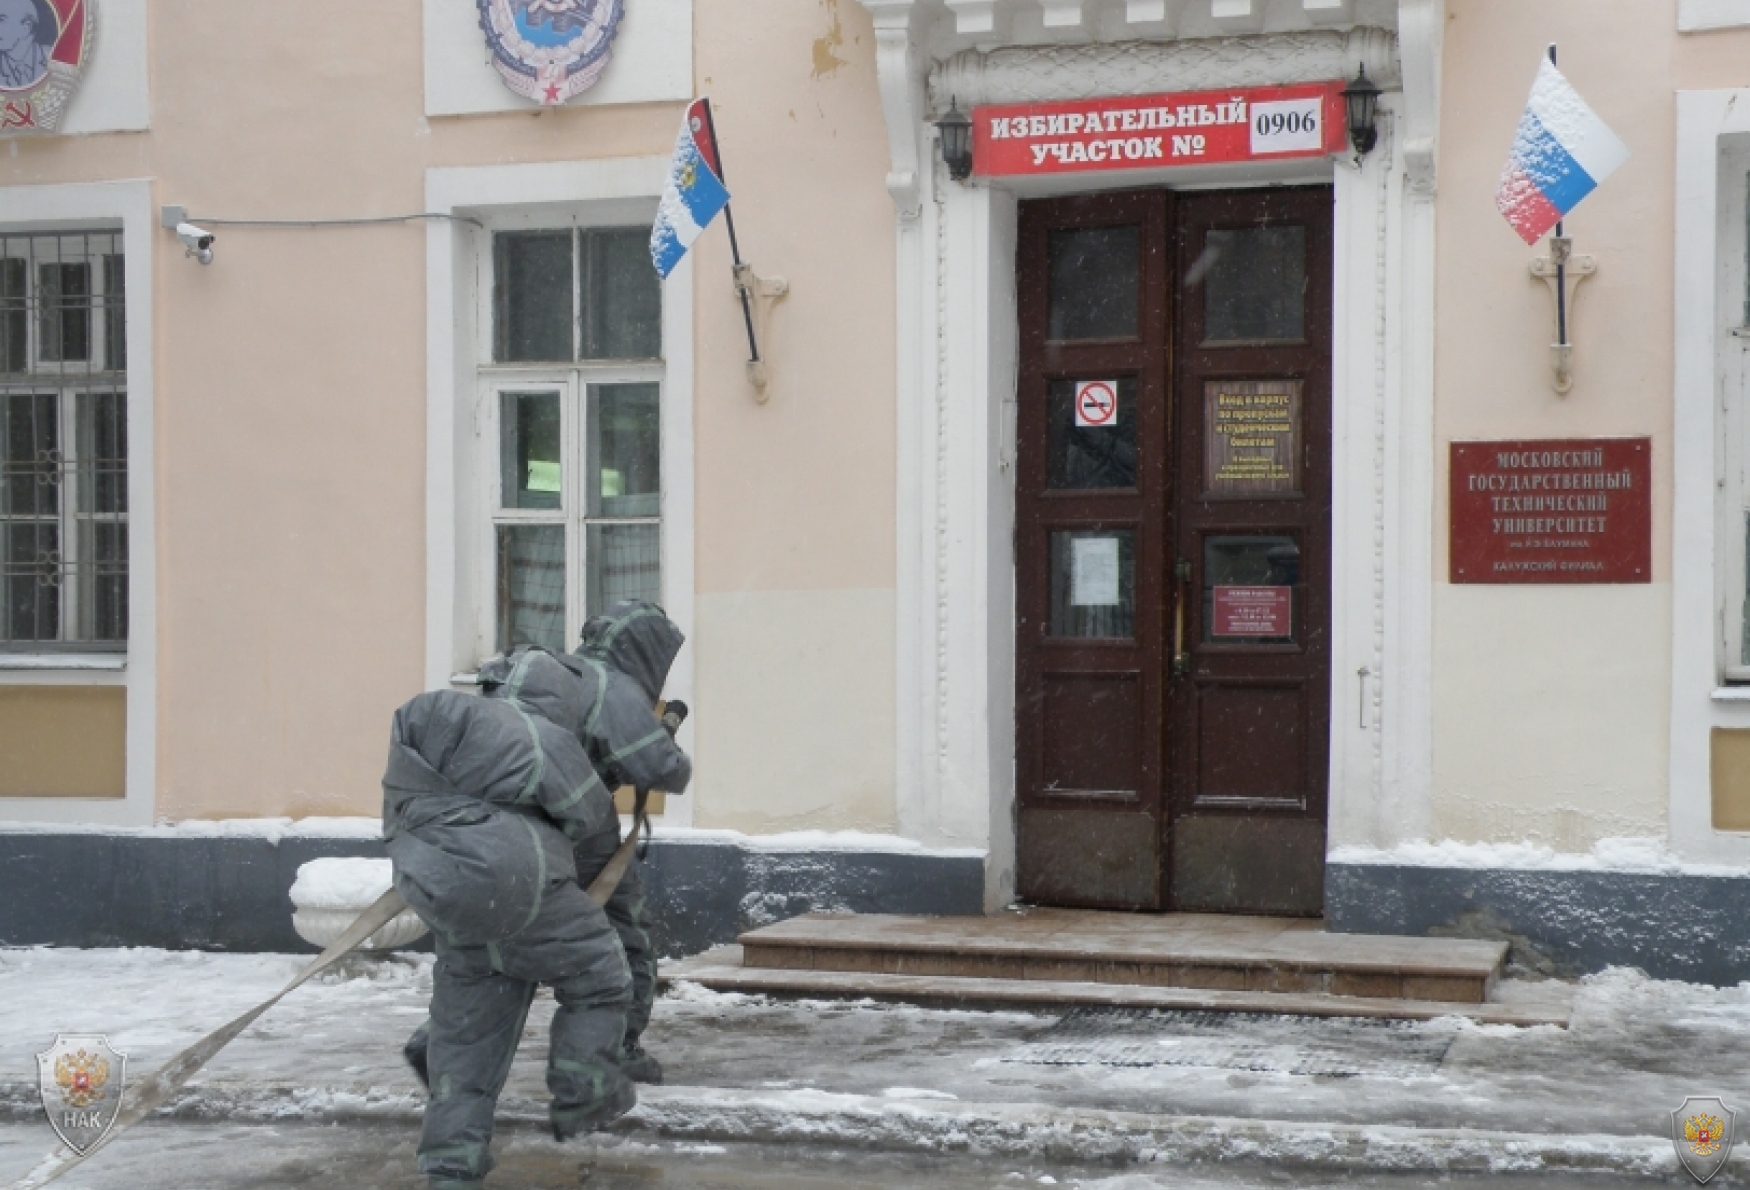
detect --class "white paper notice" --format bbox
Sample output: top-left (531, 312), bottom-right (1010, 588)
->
top-left (1249, 97), bottom-right (1324, 155)
top-left (1071, 537), bottom-right (1121, 606)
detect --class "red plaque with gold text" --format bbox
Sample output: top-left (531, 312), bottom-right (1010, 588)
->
top-left (1450, 438), bottom-right (1650, 584)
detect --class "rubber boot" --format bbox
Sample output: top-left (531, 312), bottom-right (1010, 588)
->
top-left (618, 1039), bottom-right (663, 1085)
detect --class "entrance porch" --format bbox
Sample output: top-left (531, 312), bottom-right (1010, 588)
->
top-left (667, 908), bottom-right (1572, 1027)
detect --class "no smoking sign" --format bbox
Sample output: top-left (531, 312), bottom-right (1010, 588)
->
top-left (1074, 380), bottom-right (1119, 428)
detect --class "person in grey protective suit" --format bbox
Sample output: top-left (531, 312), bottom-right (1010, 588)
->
top-left (384, 647), bottom-right (635, 1190)
top-left (569, 600), bottom-right (693, 1085)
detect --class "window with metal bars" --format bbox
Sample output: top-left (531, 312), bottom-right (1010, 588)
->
top-left (486, 227), bottom-right (662, 655)
top-left (0, 230), bottom-right (127, 652)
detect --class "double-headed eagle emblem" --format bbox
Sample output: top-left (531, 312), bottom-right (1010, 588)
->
top-left (53, 1048), bottom-right (110, 1110)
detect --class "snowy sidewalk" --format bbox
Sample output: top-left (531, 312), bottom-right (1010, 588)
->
top-left (0, 947), bottom-right (1742, 1180)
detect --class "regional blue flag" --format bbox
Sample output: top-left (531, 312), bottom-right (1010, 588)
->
top-left (651, 98), bottom-right (731, 279)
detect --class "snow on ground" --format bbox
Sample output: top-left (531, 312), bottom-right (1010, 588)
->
top-left (0, 946), bottom-right (1745, 1173)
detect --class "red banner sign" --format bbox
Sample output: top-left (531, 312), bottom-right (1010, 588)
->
top-left (974, 82), bottom-right (1346, 178)
top-left (1213, 586), bottom-right (1292, 637)
top-left (1449, 438), bottom-right (1651, 584)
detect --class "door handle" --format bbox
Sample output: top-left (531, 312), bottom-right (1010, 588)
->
top-left (1172, 558), bottom-right (1191, 677)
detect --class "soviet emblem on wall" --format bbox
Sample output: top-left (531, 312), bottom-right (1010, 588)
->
top-left (476, 0), bottom-right (625, 106)
top-left (0, 0), bottom-right (94, 134)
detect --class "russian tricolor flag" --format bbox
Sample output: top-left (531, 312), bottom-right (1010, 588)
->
top-left (651, 98), bottom-right (731, 280)
top-left (1496, 58), bottom-right (1630, 245)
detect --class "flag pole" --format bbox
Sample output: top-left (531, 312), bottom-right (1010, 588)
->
top-left (699, 98), bottom-right (762, 368)
top-left (1548, 42), bottom-right (1568, 352)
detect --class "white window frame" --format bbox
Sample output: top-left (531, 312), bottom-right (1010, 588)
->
top-left (1719, 141), bottom-right (1750, 684)
top-left (476, 213), bottom-right (670, 659)
top-left (1671, 91), bottom-right (1750, 858)
top-left (426, 158), bottom-right (695, 824)
top-left (0, 181), bottom-right (157, 826)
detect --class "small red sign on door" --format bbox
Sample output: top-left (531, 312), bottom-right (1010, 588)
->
top-left (1213, 586), bottom-right (1292, 637)
top-left (1450, 438), bottom-right (1651, 583)
top-left (974, 82), bottom-right (1346, 178)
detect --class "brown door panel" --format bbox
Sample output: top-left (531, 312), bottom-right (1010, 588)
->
top-left (1189, 680), bottom-right (1311, 809)
top-left (1018, 807), bottom-right (1161, 910)
top-left (1170, 816), bottom-right (1325, 916)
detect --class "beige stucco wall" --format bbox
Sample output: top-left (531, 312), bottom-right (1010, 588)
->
top-left (689, 0), bottom-right (898, 832)
top-left (0, 0), bottom-right (897, 828)
top-left (1431, 1), bottom-right (1750, 848)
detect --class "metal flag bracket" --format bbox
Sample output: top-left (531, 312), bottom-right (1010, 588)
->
top-left (1529, 234), bottom-right (1596, 396)
top-left (733, 263), bottom-right (788, 401)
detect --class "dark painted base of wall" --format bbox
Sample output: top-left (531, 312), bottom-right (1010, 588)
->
top-left (0, 834), bottom-right (987, 959)
top-left (1327, 862), bottom-right (1750, 986)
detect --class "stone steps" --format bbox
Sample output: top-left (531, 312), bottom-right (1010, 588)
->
top-left (663, 945), bottom-right (1571, 1027)
top-left (734, 909), bottom-right (1510, 1005)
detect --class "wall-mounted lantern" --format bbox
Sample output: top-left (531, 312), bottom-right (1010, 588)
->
top-left (1341, 64), bottom-right (1380, 157)
top-left (936, 97), bottom-right (974, 182)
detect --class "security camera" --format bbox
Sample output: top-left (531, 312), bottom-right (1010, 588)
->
top-left (176, 222), bottom-right (215, 265)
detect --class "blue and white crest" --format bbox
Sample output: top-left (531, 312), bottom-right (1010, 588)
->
top-left (476, 0), bottom-right (625, 106)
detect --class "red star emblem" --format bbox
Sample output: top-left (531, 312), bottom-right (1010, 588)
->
top-left (543, 80), bottom-right (562, 102)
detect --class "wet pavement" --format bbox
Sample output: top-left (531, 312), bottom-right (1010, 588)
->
top-left (0, 1122), bottom-right (1693, 1190)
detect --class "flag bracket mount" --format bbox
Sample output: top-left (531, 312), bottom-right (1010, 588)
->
top-left (734, 262), bottom-right (788, 401)
top-left (1529, 235), bottom-right (1595, 395)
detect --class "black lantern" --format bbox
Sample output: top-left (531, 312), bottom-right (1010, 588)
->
top-left (936, 97), bottom-right (974, 181)
top-left (1341, 63), bottom-right (1380, 156)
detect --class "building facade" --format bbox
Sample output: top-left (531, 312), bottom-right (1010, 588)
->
top-left (2, 0), bottom-right (1749, 980)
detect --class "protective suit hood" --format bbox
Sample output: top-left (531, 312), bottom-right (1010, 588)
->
top-left (576, 601), bottom-right (684, 705)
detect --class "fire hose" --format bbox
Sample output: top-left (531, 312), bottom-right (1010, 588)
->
top-left (7, 701), bottom-right (687, 1190)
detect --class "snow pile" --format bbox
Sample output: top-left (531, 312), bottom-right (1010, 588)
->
top-left (1328, 836), bottom-right (1748, 877)
top-left (290, 858), bottom-right (395, 910)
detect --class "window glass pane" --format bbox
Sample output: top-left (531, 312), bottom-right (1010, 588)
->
top-left (1047, 377), bottom-right (1137, 490)
top-left (1202, 534), bottom-right (1298, 644)
top-left (494, 231), bottom-right (573, 363)
top-left (78, 520), bottom-right (127, 642)
top-left (588, 383), bottom-right (660, 517)
top-left (1743, 512), bottom-right (1750, 668)
top-left (1200, 226), bottom-right (1306, 344)
top-left (1048, 226), bottom-right (1139, 341)
top-left (2, 519), bottom-right (58, 642)
top-left (496, 524), bottom-right (566, 652)
top-left (587, 522), bottom-right (660, 615)
top-left (77, 391), bottom-right (126, 515)
top-left (0, 258), bottom-right (24, 374)
top-left (103, 255), bottom-right (125, 371)
top-left (1049, 529), bottom-right (1134, 639)
top-left (39, 261), bottom-right (90, 363)
top-left (582, 228), bottom-right (662, 359)
top-left (499, 390), bottom-right (562, 510)
top-left (2, 391), bottom-right (55, 517)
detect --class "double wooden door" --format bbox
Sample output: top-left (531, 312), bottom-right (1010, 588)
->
top-left (1014, 185), bottom-right (1333, 915)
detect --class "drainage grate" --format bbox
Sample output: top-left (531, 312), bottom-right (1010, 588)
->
top-left (1003, 1008), bottom-right (1458, 1078)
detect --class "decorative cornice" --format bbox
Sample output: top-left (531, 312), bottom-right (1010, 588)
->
top-left (929, 27), bottom-right (1398, 111)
